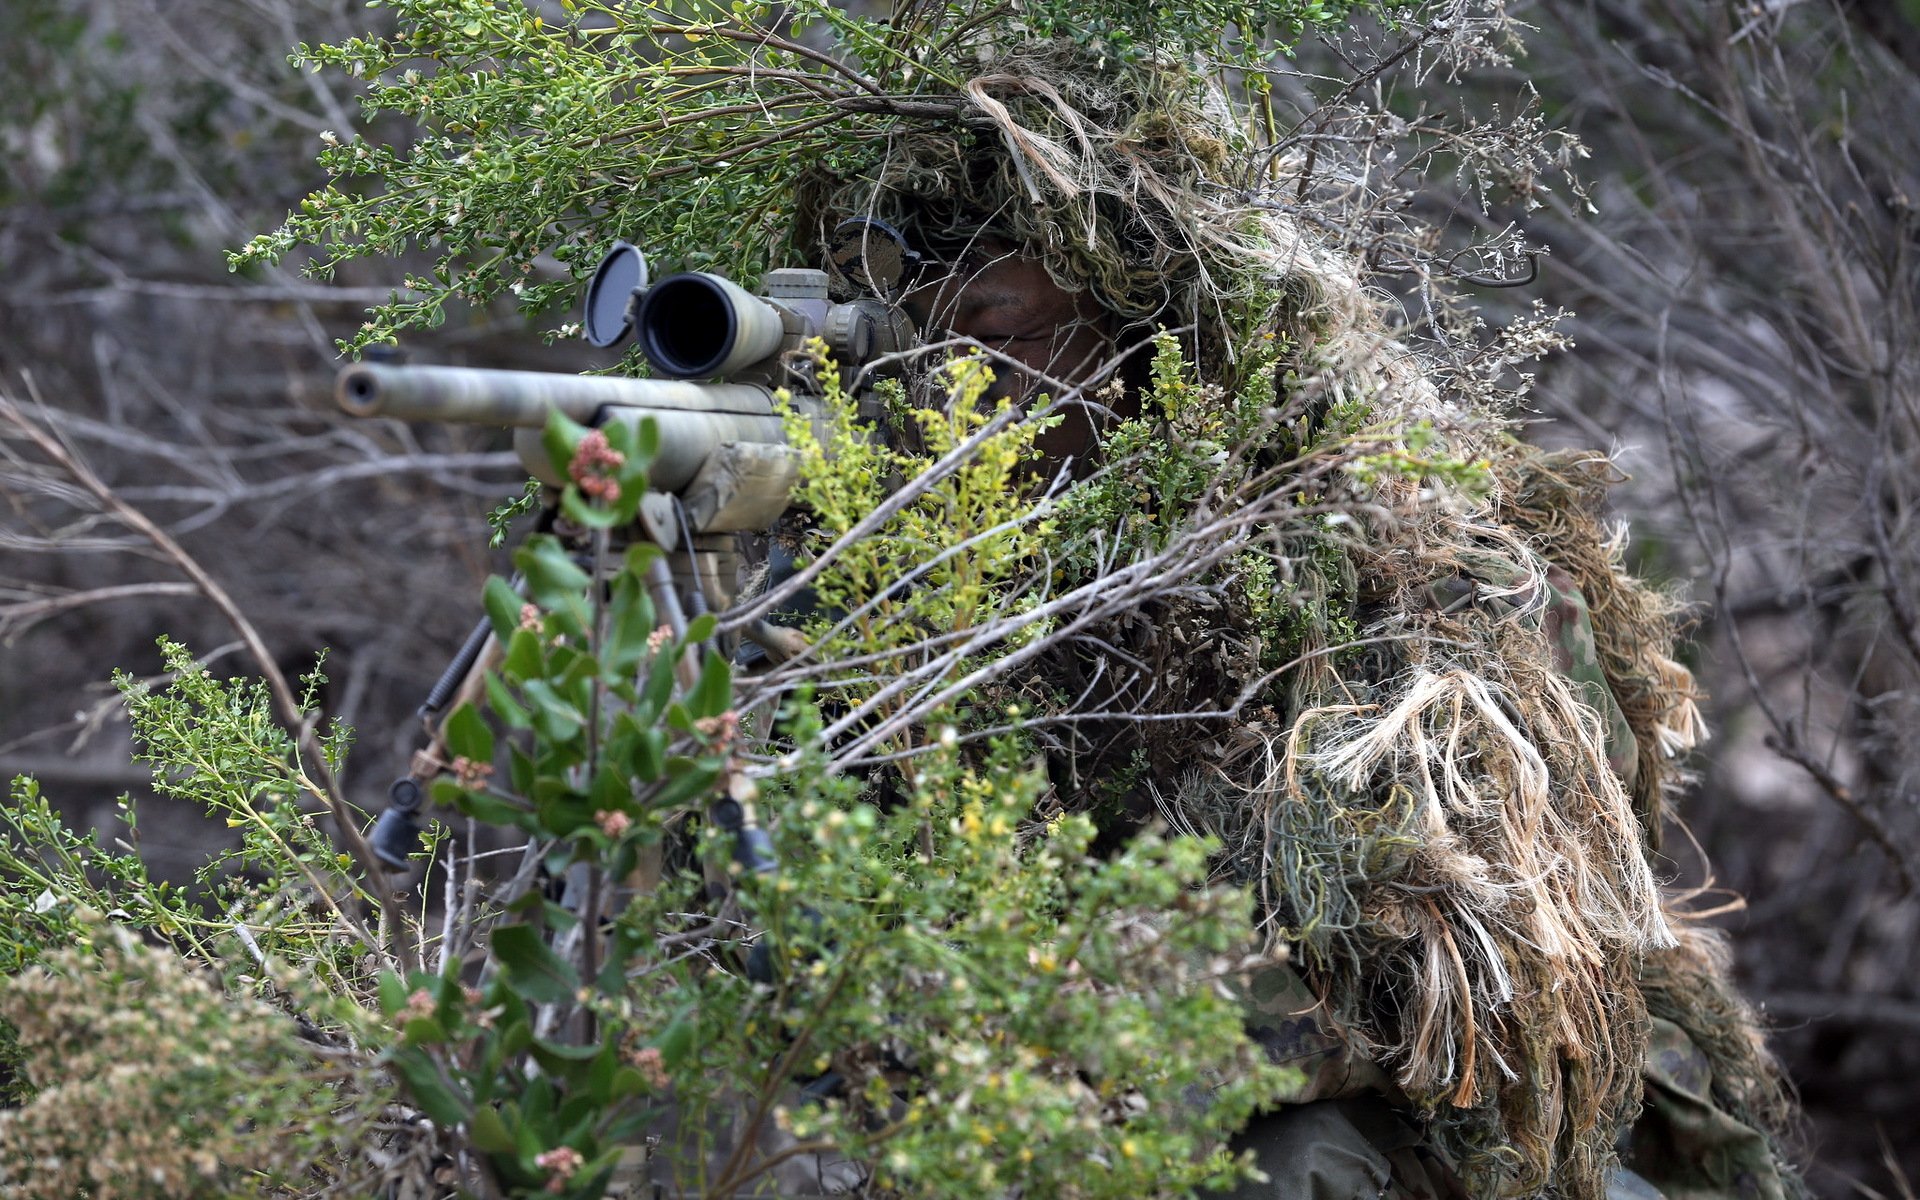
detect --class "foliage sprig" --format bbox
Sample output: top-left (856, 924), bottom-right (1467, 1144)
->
top-left (232, 0), bottom-right (1378, 351)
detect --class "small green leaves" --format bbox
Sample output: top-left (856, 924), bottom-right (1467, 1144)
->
top-left (31, 578), bottom-right (1295, 1200)
top-left (488, 477), bottom-right (544, 548)
top-left (780, 346), bottom-right (1056, 671)
top-left (239, 0), bottom-right (1380, 354)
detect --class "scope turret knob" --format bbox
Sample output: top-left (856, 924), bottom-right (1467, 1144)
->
top-left (823, 303), bottom-right (876, 365)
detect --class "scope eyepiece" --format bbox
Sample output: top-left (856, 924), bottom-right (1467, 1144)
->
top-left (637, 272), bottom-right (785, 379)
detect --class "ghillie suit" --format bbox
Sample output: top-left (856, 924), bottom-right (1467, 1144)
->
top-left (791, 42), bottom-right (1805, 1200)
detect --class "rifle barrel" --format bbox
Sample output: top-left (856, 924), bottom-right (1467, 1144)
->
top-left (335, 361), bottom-right (794, 492)
top-left (336, 361), bottom-right (779, 427)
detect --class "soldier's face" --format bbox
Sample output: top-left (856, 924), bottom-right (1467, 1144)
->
top-left (904, 241), bottom-right (1126, 465)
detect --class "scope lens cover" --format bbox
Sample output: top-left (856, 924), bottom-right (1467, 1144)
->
top-left (826, 217), bottom-right (919, 302)
top-left (583, 241), bottom-right (649, 347)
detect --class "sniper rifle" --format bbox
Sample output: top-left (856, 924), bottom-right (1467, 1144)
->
top-left (339, 234), bottom-right (918, 870)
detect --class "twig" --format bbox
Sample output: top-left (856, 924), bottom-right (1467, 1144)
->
top-left (1760, 990), bottom-right (1920, 1035)
top-left (0, 581), bottom-right (200, 641)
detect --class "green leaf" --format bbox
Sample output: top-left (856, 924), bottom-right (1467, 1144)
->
top-left (532, 1035), bottom-right (603, 1087)
top-left (623, 542), bottom-right (661, 575)
top-left (482, 575), bottom-right (525, 641)
top-left (522, 1075), bottom-right (557, 1129)
top-left (603, 574), bottom-right (658, 676)
top-left (469, 1104), bottom-right (518, 1154)
top-left (555, 649), bottom-right (600, 698)
top-left (522, 677), bottom-right (585, 725)
top-left (444, 701), bottom-right (494, 764)
top-left (491, 923), bottom-right (581, 1005)
top-left (557, 1091), bottom-right (601, 1136)
top-left (517, 535), bottom-right (590, 609)
top-left (508, 741), bottom-right (535, 795)
top-left (499, 1014), bottom-right (533, 1060)
top-left (533, 781), bottom-right (595, 837)
top-left (588, 1043), bottom-right (619, 1104)
top-left (647, 760), bottom-right (722, 811)
top-left (572, 1159), bottom-right (618, 1198)
top-left (541, 408), bottom-right (590, 484)
top-left (389, 1046), bottom-right (468, 1126)
top-left (683, 612), bottom-right (717, 645)
top-left (543, 842), bottom-right (580, 876)
top-left (589, 764), bottom-right (630, 814)
top-left (377, 970), bottom-right (407, 1017)
top-left (561, 484), bottom-right (622, 529)
top-left (608, 839), bottom-right (639, 882)
top-left (640, 650), bottom-right (677, 714)
top-left (484, 671), bottom-right (531, 729)
top-left (655, 1013), bottom-right (696, 1070)
top-left (403, 1014), bottom-right (449, 1045)
top-left (443, 781), bottom-right (532, 829)
top-left (503, 628), bottom-right (544, 682)
top-left (596, 925), bottom-right (646, 993)
top-left (532, 1036), bottom-right (603, 1062)
top-left (609, 1065), bottom-right (650, 1100)
top-left (536, 897), bottom-right (582, 934)
top-left (631, 724), bottom-right (665, 781)
top-left (632, 413), bottom-right (661, 462)
top-left (599, 1108), bottom-right (658, 1147)
top-left (687, 650), bottom-right (731, 719)
top-left (524, 679), bottom-right (585, 745)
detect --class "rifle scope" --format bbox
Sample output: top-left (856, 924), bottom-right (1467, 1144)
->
top-left (581, 240), bottom-right (913, 383)
top-left (637, 272), bottom-right (787, 380)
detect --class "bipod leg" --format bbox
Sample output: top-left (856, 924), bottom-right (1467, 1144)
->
top-left (371, 612), bottom-right (508, 873)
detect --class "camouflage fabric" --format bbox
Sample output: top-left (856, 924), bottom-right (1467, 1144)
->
top-left (1621, 1019), bottom-right (1793, 1200)
top-left (1216, 1097), bottom-right (1470, 1200)
top-left (1223, 958), bottom-right (1467, 1199)
top-left (1236, 955), bottom-right (1396, 1107)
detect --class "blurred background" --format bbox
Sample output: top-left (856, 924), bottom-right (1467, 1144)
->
top-left (2, 0), bottom-right (1914, 1192)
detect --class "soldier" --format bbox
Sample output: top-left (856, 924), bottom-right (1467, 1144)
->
top-left (792, 44), bottom-right (1806, 1199)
